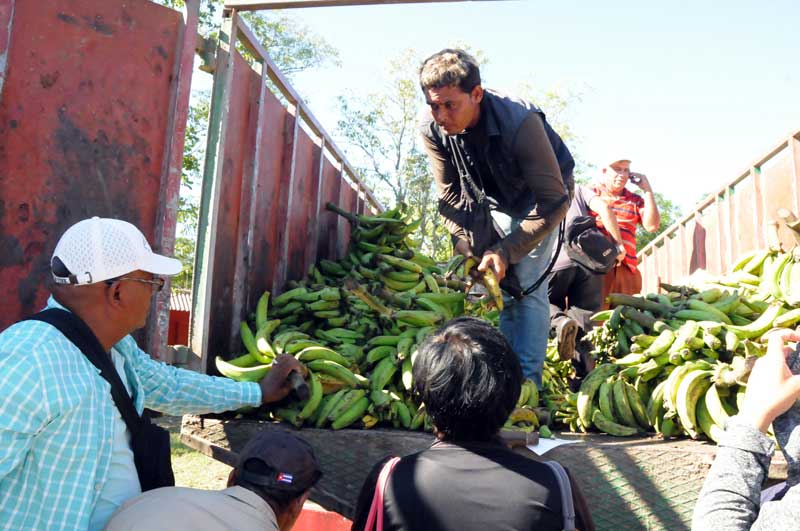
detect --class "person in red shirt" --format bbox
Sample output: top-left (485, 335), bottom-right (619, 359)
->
top-left (591, 157), bottom-right (661, 305)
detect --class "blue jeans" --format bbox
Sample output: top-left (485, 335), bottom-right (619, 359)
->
top-left (495, 222), bottom-right (557, 387)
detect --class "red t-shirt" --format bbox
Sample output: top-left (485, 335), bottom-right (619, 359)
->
top-left (591, 184), bottom-right (644, 270)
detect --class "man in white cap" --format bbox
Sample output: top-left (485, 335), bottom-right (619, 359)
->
top-left (592, 157), bottom-right (661, 304)
top-left (0, 217), bottom-right (305, 531)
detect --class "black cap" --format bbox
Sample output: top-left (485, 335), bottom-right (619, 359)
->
top-left (236, 429), bottom-right (322, 495)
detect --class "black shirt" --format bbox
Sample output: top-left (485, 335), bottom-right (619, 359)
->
top-left (351, 439), bottom-right (594, 531)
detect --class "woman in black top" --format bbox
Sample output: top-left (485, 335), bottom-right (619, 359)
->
top-left (351, 317), bottom-right (594, 531)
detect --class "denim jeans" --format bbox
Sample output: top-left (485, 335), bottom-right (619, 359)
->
top-left (493, 213), bottom-right (558, 387)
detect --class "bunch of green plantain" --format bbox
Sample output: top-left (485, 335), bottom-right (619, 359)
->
top-left (560, 244), bottom-right (800, 441)
top-left (214, 203), bottom-right (552, 435)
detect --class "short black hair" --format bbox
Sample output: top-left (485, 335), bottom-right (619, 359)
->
top-left (419, 48), bottom-right (482, 94)
top-left (413, 317), bottom-right (522, 441)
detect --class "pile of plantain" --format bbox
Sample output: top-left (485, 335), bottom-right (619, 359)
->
top-left (560, 246), bottom-right (800, 440)
top-left (214, 203), bottom-right (543, 433)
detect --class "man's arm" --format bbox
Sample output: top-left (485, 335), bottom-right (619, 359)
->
top-left (692, 418), bottom-right (773, 531)
top-left (631, 173), bottom-right (661, 232)
top-left (694, 330), bottom-right (800, 530)
top-left (587, 195), bottom-right (626, 262)
top-left (0, 351), bottom-right (47, 480)
top-left (492, 113), bottom-right (569, 265)
top-left (421, 132), bottom-right (469, 247)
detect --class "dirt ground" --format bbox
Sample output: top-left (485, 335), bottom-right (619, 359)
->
top-left (156, 416), bottom-right (231, 490)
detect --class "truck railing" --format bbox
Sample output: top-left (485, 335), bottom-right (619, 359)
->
top-left (638, 129), bottom-right (800, 294)
top-left (191, 9), bottom-right (381, 372)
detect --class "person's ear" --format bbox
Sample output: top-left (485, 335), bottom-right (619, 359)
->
top-left (471, 85), bottom-right (483, 103)
top-left (104, 281), bottom-right (123, 307)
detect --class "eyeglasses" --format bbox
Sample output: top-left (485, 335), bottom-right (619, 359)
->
top-left (106, 277), bottom-right (166, 293)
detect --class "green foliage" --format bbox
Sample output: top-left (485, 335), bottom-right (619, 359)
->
top-left (515, 82), bottom-right (585, 173)
top-left (335, 49), bottom-right (452, 261)
top-left (172, 236), bottom-right (196, 290)
top-left (636, 192), bottom-right (682, 250)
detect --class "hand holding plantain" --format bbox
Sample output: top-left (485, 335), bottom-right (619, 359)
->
top-left (259, 354), bottom-right (308, 405)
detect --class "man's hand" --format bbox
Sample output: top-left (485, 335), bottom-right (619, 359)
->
top-left (615, 243), bottom-right (626, 264)
top-left (630, 172), bottom-right (652, 193)
top-left (478, 249), bottom-right (508, 282)
top-left (454, 239), bottom-right (474, 258)
top-left (739, 329), bottom-right (800, 433)
top-left (259, 354), bottom-right (308, 405)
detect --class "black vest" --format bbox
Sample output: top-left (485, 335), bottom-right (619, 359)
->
top-left (422, 89), bottom-right (575, 220)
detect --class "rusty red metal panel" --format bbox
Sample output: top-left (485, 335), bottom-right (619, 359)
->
top-left (285, 128), bottom-right (316, 281)
top-left (317, 158), bottom-right (342, 260)
top-left (0, 0), bottom-right (184, 331)
top-left (206, 50), bottom-right (255, 356)
top-left (0, 1), bottom-right (12, 97)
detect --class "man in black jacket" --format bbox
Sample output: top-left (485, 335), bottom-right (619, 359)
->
top-left (418, 48), bottom-right (573, 386)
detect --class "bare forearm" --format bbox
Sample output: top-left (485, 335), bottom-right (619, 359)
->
top-left (590, 198), bottom-right (624, 245)
top-left (641, 190), bottom-right (661, 232)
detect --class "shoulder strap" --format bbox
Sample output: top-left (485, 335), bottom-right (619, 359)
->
top-left (364, 456), bottom-right (401, 531)
top-left (26, 308), bottom-right (142, 436)
top-left (542, 460), bottom-right (577, 531)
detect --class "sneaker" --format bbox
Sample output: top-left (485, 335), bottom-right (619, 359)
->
top-left (553, 316), bottom-right (579, 361)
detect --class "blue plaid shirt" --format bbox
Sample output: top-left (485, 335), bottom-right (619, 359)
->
top-left (0, 297), bottom-right (262, 530)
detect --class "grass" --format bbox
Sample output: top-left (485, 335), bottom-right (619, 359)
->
top-left (158, 416), bottom-right (232, 490)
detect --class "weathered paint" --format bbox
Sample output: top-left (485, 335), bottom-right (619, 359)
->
top-left (638, 130), bottom-right (800, 293)
top-left (191, 12), bottom-right (381, 369)
top-left (147, 0), bottom-right (199, 359)
top-left (0, 0), bottom-right (187, 334)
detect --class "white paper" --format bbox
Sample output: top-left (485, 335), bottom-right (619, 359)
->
top-left (526, 437), bottom-right (579, 455)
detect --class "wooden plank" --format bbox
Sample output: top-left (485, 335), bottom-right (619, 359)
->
top-left (305, 138), bottom-right (326, 271)
top-left (272, 102), bottom-right (300, 291)
top-left (232, 16), bottom-right (382, 213)
top-left (715, 195), bottom-right (724, 275)
top-left (249, 86), bottom-right (291, 297)
top-left (229, 61), bottom-right (265, 352)
top-left (191, 11), bottom-right (239, 371)
top-left (285, 126), bottom-right (316, 282)
top-left (751, 167), bottom-right (764, 250)
top-left (224, 0), bottom-right (499, 11)
top-left (317, 158), bottom-right (342, 261)
top-left (793, 134), bottom-right (800, 215)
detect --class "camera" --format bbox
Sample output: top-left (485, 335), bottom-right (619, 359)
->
top-left (629, 173), bottom-right (642, 184)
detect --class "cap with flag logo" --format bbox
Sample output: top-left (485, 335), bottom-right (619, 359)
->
top-left (235, 429), bottom-right (322, 495)
top-left (51, 217), bottom-right (182, 285)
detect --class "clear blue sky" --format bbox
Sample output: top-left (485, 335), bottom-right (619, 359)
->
top-left (264, 0), bottom-right (799, 212)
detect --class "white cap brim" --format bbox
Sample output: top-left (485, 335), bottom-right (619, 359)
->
top-left (139, 252), bottom-right (183, 277)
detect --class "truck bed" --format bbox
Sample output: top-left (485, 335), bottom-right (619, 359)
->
top-left (181, 414), bottom-right (787, 530)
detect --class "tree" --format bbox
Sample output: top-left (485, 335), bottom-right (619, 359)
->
top-left (335, 49), bottom-right (453, 260)
top-left (636, 192), bottom-right (682, 250)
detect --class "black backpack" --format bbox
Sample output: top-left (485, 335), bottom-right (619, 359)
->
top-left (565, 215), bottom-right (618, 274)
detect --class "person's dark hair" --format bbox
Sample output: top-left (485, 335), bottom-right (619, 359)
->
top-left (413, 317), bottom-right (522, 441)
top-left (419, 48), bottom-right (482, 93)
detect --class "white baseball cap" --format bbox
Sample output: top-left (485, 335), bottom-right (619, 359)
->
top-left (602, 156), bottom-right (632, 167)
top-left (51, 217), bottom-right (182, 285)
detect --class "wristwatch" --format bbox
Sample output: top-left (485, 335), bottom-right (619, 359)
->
top-left (616, 243), bottom-right (626, 255)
